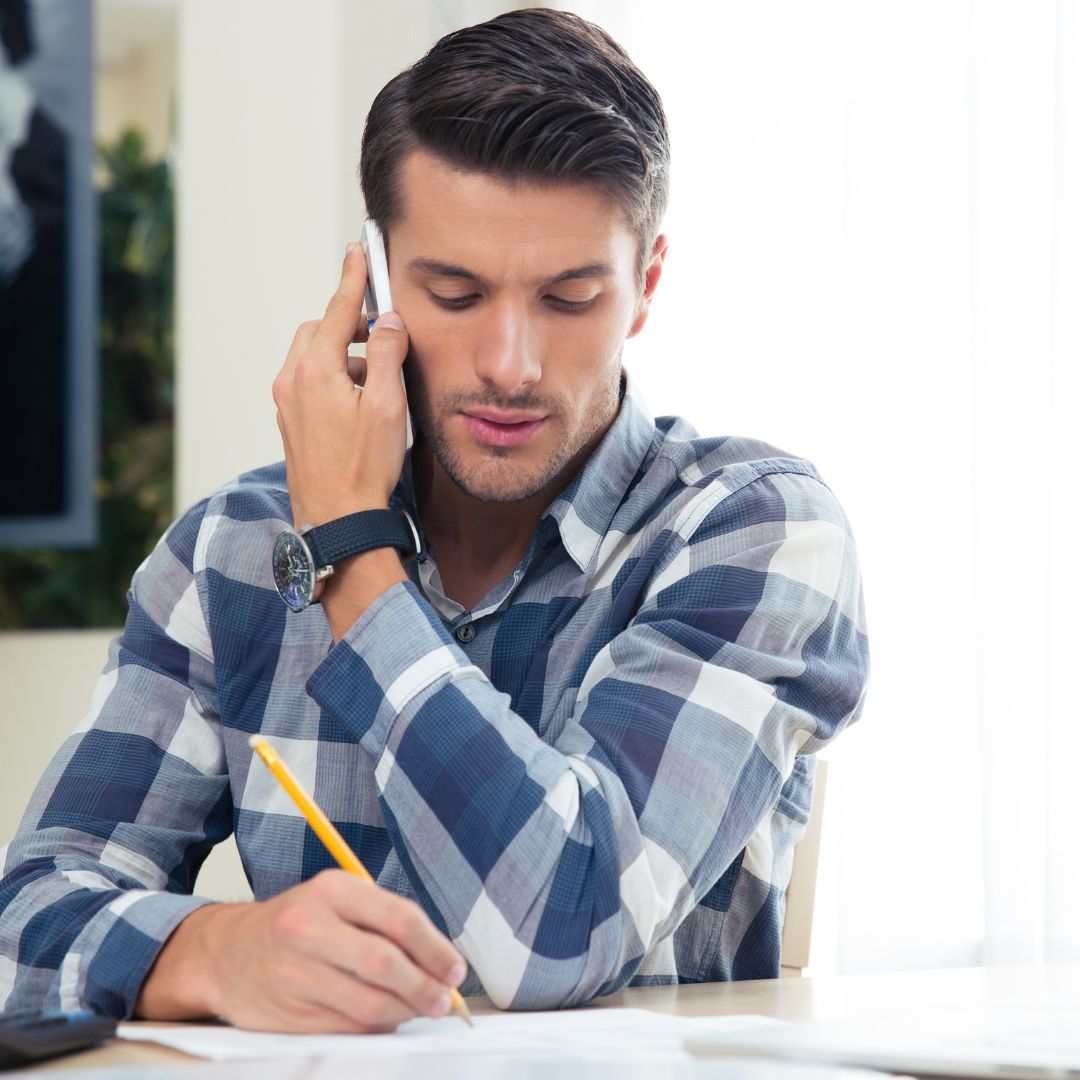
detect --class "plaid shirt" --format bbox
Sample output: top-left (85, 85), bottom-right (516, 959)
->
top-left (0, 373), bottom-right (868, 1018)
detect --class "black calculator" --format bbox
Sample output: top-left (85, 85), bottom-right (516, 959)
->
top-left (0, 1009), bottom-right (117, 1069)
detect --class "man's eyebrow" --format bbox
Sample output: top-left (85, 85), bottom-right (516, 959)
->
top-left (406, 257), bottom-right (615, 287)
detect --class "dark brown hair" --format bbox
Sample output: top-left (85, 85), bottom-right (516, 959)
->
top-left (359, 7), bottom-right (670, 287)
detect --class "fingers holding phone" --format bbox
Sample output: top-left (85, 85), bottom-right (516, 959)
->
top-left (360, 219), bottom-right (413, 452)
top-left (272, 237), bottom-right (411, 525)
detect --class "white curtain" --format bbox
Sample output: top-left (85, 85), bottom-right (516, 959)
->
top-left (563, 0), bottom-right (1080, 973)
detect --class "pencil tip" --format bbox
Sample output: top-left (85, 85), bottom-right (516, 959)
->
top-left (247, 734), bottom-right (261, 750)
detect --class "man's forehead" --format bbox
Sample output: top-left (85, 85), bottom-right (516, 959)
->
top-left (391, 149), bottom-right (636, 270)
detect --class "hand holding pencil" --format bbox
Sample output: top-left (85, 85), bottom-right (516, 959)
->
top-left (136, 813), bottom-right (471, 1031)
top-left (249, 735), bottom-right (474, 1027)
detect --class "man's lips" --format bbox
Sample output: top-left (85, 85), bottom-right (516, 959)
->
top-left (464, 409), bottom-right (547, 424)
top-left (462, 410), bottom-right (548, 447)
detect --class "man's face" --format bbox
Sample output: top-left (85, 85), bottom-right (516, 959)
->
top-left (388, 149), bottom-right (647, 505)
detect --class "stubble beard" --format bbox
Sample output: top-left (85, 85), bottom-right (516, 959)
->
top-left (406, 357), bottom-right (624, 505)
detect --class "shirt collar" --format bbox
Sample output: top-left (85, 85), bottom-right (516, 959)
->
top-left (391, 368), bottom-right (658, 574)
top-left (539, 369), bottom-right (657, 572)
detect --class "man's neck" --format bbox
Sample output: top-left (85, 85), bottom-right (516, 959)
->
top-left (411, 440), bottom-right (556, 570)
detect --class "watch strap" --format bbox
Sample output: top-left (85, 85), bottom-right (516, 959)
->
top-left (304, 509), bottom-right (419, 569)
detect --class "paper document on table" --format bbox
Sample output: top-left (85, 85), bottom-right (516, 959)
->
top-left (42, 1064), bottom-right (311, 1080)
top-left (686, 1002), bottom-right (1080, 1080)
top-left (117, 1008), bottom-right (778, 1062)
top-left (44, 1056), bottom-right (907, 1080)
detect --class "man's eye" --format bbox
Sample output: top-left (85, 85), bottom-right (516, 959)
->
top-left (429, 292), bottom-right (479, 310)
top-left (428, 292), bottom-right (594, 313)
top-left (546, 296), bottom-right (594, 313)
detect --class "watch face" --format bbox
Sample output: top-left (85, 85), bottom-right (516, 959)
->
top-left (272, 529), bottom-right (316, 612)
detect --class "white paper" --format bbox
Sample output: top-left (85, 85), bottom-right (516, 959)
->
top-left (116, 1007), bottom-right (778, 1063)
top-left (44, 1065), bottom-right (309, 1080)
top-left (304, 1057), bottom-right (905, 1080)
top-left (47, 1057), bottom-right (903, 1080)
top-left (687, 1002), bottom-right (1080, 1079)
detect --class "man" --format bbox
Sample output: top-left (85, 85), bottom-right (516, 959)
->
top-left (0, 8), bottom-right (868, 1032)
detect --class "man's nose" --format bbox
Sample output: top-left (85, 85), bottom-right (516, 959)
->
top-left (473, 299), bottom-right (541, 394)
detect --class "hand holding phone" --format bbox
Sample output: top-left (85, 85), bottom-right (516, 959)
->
top-left (272, 222), bottom-right (414, 530)
top-left (360, 220), bottom-right (413, 452)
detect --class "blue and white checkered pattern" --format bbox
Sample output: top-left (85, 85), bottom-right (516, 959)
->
top-left (0, 373), bottom-right (869, 1017)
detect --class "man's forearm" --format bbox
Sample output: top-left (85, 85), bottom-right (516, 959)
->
top-left (321, 547), bottom-right (408, 642)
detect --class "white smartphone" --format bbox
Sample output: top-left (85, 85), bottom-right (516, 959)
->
top-left (360, 218), bottom-right (414, 451)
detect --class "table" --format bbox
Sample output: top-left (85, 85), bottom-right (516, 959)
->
top-left (18, 964), bottom-right (1080, 1074)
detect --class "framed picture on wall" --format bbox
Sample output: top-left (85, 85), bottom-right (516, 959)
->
top-left (0, 0), bottom-right (96, 548)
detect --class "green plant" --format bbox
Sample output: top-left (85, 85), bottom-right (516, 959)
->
top-left (0, 127), bottom-right (174, 629)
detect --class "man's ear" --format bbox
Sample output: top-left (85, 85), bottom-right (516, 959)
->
top-left (627, 234), bottom-right (669, 339)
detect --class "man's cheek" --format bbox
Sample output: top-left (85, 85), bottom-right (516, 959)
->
top-left (402, 349), bottom-right (437, 436)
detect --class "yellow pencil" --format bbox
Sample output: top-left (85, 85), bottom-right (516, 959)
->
top-left (248, 734), bottom-right (473, 1027)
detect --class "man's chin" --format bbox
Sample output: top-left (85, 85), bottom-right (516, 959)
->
top-left (424, 412), bottom-right (591, 505)
top-left (444, 461), bottom-right (559, 505)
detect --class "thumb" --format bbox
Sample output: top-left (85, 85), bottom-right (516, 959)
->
top-left (365, 311), bottom-right (408, 371)
top-left (372, 311), bottom-right (404, 334)
top-left (363, 311), bottom-right (409, 403)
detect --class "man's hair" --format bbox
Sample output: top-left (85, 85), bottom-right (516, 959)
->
top-left (359, 7), bottom-right (670, 288)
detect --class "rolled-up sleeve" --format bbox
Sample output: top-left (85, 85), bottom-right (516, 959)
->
top-left (306, 468), bottom-right (869, 1008)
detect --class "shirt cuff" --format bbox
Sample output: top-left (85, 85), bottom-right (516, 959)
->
top-left (77, 891), bottom-right (218, 1019)
top-left (307, 580), bottom-right (478, 753)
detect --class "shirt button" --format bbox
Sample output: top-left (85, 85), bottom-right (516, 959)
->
top-left (454, 623), bottom-right (476, 643)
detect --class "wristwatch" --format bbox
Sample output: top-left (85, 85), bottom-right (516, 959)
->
top-left (272, 509), bottom-right (420, 612)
